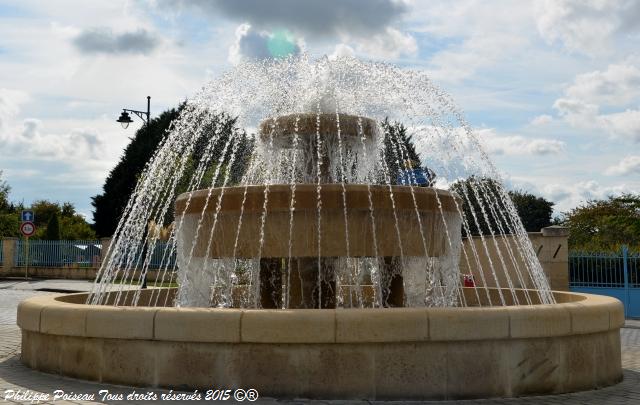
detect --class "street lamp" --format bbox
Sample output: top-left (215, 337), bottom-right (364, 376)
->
top-left (116, 96), bottom-right (150, 129)
top-left (116, 96), bottom-right (151, 290)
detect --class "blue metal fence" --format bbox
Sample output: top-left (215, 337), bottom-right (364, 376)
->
top-left (135, 241), bottom-right (178, 269)
top-left (150, 242), bottom-right (177, 269)
top-left (570, 246), bottom-right (640, 318)
top-left (14, 240), bottom-right (102, 268)
top-left (10, 239), bottom-right (177, 270)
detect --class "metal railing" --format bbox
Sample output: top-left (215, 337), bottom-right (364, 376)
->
top-left (570, 246), bottom-right (640, 288)
top-left (14, 239), bottom-right (102, 268)
top-left (9, 239), bottom-right (177, 270)
top-left (138, 242), bottom-right (178, 269)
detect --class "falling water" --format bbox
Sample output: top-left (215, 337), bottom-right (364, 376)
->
top-left (88, 55), bottom-right (556, 308)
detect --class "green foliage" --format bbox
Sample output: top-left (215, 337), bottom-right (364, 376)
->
top-left (0, 171), bottom-right (22, 238)
top-left (31, 200), bottom-right (60, 230)
top-left (59, 216), bottom-right (96, 240)
top-left (91, 104), bottom-right (254, 237)
top-left (560, 194), bottom-right (640, 251)
top-left (45, 214), bottom-right (61, 240)
top-left (450, 177), bottom-right (554, 236)
top-left (0, 170), bottom-right (10, 212)
top-left (507, 190), bottom-right (554, 232)
top-left (92, 104), bottom-right (185, 237)
top-left (381, 119), bottom-right (435, 185)
top-left (30, 200), bottom-right (95, 240)
top-left (450, 177), bottom-right (502, 236)
top-left (0, 213), bottom-right (20, 238)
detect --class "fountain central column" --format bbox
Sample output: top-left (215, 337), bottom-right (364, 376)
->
top-left (258, 114), bottom-right (375, 308)
top-left (258, 114), bottom-right (399, 309)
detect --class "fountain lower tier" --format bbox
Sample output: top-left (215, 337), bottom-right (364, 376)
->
top-left (17, 289), bottom-right (624, 400)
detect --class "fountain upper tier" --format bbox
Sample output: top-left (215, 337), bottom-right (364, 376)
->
top-left (258, 113), bottom-right (377, 146)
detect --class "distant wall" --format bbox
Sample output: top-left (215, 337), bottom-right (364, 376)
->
top-left (460, 226), bottom-right (569, 291)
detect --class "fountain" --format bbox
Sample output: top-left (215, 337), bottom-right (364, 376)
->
top-left (17, 56), bottom-right (623, 400)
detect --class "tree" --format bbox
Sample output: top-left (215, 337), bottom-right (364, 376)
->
top-left (0, 171), bottom-right (21, 238)
top-left (560, 194), bottom-right (640, 251)
top-left (92, 103), bottom-right (253, 237)
top-left (508, 190), bottom-right (554, 232)
top-left (45, 214), bottom-right (61, 240)
top-left (0, 213), bottom-right (19, 238)
top-left (31, 200), bottom-right (61, 231)
top-left (0, 170), bottom-right (10, 212)
top-left (381, 119), bottom-right (436, 186)
top-left (92, 105), bottom-right (185, 237)
top-left (450, 177), bottom-right (554, 236)
top-left (30, 200), bottom-right (95, 240)
top-left (59, 215), bottom-right (97, 240)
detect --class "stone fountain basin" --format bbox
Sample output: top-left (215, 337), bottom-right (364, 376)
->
top-left (17, 288), bottom-right (623, 400)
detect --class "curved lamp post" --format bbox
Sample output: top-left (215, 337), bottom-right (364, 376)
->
top-left (117, 96), bottom-right (150, 129)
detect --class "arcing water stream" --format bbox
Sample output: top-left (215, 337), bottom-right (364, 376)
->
top-left (88, 56), bottom-right (554, 309)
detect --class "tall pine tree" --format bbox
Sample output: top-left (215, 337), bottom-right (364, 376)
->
top-left (381, 118), bottom-right (436, 186)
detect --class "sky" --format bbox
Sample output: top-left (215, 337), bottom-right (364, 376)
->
top-left (0, 0), bottom-right (639, 220)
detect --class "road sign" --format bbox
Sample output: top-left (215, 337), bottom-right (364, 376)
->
top-left (20, 221), bottom-right (36, 237)
top-left (21, 210), bottom-right (34, 222)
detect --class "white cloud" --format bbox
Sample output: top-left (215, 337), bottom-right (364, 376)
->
top-left (356, 27), bottom-right (417, 59)
top-left (535, 0), bottom-right (640, 56)
top-left (530, 114), bottom-right (553, 126)
top-left (1, 120), bottom-right (106, 161)
top-left (553, 63), bottom-right (640, 142)
top-left (597, 109), bottom-right (640, 142)
top-left (479, 129), bottom-right (565, 156)
top-left (553, 101), bottom-right (640, 142)
top-left (0, 88), bottom-right (29, 132)
top-left (22, 118), bottom-right (41, 139)
top-left (426, 33), bottom-right (526, 83)
top-left (605, 155), bottom-right (640, 176)
top-left (565, 63), bottom-right (640, 106)
top-left (553, 97), bottom-right (599, 127)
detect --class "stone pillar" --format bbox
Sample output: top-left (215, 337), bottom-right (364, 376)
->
top-left (259, 258), bottom-right (282, 309)
top-left (1, 237), bottom-right (17, 275)
top-left (100, 238), bottom-right (111, 266)
top-left (380, 257), bottom-right (404, 307)
top-left (538, 226), bottom-right (570, 291)
top-left (287, 257), bottom-right (336, 309)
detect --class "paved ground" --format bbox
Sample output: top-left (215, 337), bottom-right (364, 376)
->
top-left (1, 285), bottom-right (640, 404)
top-left (0, 279), bottom-right (120, 294)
